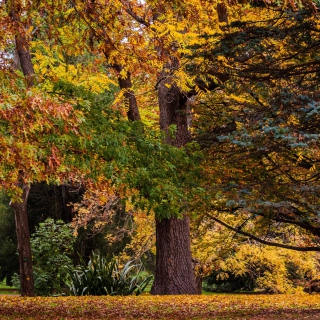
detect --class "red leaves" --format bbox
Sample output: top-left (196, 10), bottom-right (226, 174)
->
top-left (0, 90), bottom-right (82, 191)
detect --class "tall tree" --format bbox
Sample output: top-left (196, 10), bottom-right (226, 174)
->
top-left (6, 0), bottom-right (36, 296)
top-left (0, 0), bottom-right (84, 296)
top-left (191, 5), bottom-right (320, 250)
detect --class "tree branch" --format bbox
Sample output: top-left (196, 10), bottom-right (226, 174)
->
top-left (206, 212), bottom-right (320, 252)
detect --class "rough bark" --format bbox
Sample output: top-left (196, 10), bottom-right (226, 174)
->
top-left (195, 277), bottom-right (203, 294)
top-left (217, 3), bottom-right (229, 24)
top-left (151, 58), bottom-right (197, 295)
top-left (151, 216), bottom-right (197, 294)
top-left (10, 181), bottom-right (34, 297)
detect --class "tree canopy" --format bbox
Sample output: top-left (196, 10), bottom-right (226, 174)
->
top-left (0, 0), bottom-right (320, 295)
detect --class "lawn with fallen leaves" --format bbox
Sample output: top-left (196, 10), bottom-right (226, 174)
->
top-left (0, 293), bottom-right (320, 319)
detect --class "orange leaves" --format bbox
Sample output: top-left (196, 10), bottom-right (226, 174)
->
top-left (1, 294), bottom-right (320, 319)
top-left (0, 88), bottom-right (83, 192)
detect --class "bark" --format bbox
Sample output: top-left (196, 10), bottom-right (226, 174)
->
top-left (114, 65), bottom-right (141, 121)
top-left (195, 277), bottom-right (203, 294)
top-left (150, 216), bottom-right (197, 294)
top-left (10, 181), bottom-right (34, 296)
top-left (9, 5), bottom-right (35, 87)
top-left (151, 58), bottom-right (197, 295)
top-left (15, 34), bottom-right (35, 87)
top-left (217, 3), bottom-right (229, 23)
top-left (158, 59), bottom-right (191, 147)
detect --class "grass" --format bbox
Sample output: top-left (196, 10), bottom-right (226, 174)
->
top-left (0, 279), bottom-right (18, 295)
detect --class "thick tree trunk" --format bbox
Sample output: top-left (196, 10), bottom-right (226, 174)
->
top-left (10, 182), bottom-right (34, 296)
top-left (151, 58), bottom-right (197, 295)
top-left (151, 216), bottom-right (197, 294)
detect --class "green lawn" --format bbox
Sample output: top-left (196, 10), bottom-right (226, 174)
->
top-left (0, 279), bottom-right (18, 295)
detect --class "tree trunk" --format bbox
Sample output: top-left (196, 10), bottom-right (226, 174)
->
top-left (8, 3), bottom-right (35, 296)
top-left (15, 34), bottom-right (35, 87)
top-left (151, 216), bottom-right (197, 294)
top-left (8, 3), bottom-right (35, 87)
top-left (151, 58), bottom-right (197, 295)
top-left (113, 64), bottom-right (141, 121)
top-left (10, 182), bottom-right (34, 296)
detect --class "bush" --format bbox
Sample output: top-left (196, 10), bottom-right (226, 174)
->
top-left (203, 243), bottom-right (320, 293)
top-left (66, 251), bottom-right (153, 296)
top-left (29, 218), bottom-right (75, 296)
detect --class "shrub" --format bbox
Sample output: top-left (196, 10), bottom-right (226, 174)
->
top-left (203, 243), bottom-right (320, 293)
top-left (66, 251), bottom-right (153, 296)
top-left (29, 218), bottom-right (75, 296)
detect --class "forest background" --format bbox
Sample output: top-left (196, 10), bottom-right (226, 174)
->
top-left (0, 0), bottom-right (320, 301)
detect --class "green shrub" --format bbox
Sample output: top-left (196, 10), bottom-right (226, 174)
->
top-left (11, 219), bottom-right (75, 296)
top-left (10, 273), bottom-right (20, 291)
top-left (66, 251), bottom-right (153, 296)
top-left (30, 218), bottom-right (75, 296)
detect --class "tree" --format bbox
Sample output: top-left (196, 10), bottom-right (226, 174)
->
top-left (5, 0), bottom-right (37, 296)
top-left (29, 0), bottom-right (203, 294)
top-left (190, 5), bottom-right (320, 250)
top-left (0, 0), bottom-right (84, 296)
top-left (1, 0), bottom-right (319, 296)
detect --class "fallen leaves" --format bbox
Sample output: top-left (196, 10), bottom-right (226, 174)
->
top-left (0, 294), bottom-right (320, 319)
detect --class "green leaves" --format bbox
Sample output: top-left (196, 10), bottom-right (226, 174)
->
top-left (30, 219), bottom-right (75, 296)
top-left (66, 251), bottom-right (153, 296)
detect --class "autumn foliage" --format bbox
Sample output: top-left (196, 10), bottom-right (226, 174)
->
top-left (1, 294), bottom-right (320, 319)
top-left (1, 0), bottom-right (320, 297)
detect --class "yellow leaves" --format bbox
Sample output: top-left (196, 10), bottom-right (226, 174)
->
top-left (229, 93), bottom-right (249, 104)
top-left (77, 207), bottom-right (91, 215)
top-left (310, 164), bottom-right (317, 172)
top-left (194, 85), bottom-right (205, 98)
top-left (1, 294), bottom-right (320, 318)
top-left (288, 114), bottom-right (300, 126)
top-left (221, 243), bottom-right (320, 293)
top-left (235, 121), bottom-right (242, 130)
top-left (32, 41), bottom-right (116, 93)
top-left (120, 208), bottom-right (156, 258)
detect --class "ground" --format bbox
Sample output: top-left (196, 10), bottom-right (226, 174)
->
top-left (0, 294), bottom-right (320, 319)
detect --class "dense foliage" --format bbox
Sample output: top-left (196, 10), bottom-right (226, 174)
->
top-left (203, 243), bottom-right (320, 293)
top-left (12, 219), bottom-right (74, 296)
top-left (1, 0), bottom-right (320, 296)
top-left (66, 251), bottom-right (152, 296)
top-left (191, 6), bottom-right (320, 249)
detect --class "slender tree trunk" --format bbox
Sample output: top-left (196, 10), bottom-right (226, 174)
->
top-left (8, 2), bottom-right (35, 296)
top-left (151, 58), bottom-right (197, 295)
top-left (113, 64), bottom-right (141, 121)
top-left (15, 34), bottom-right (35, 87)
top-left (10, 180), bottom-right (34, 297)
